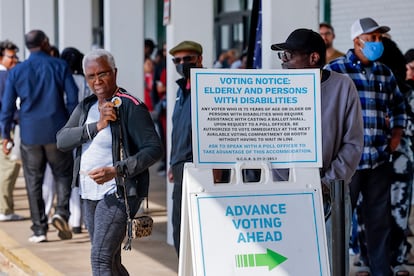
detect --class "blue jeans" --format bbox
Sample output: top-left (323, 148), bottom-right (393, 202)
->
top-left (20, 142), bottom-right (73, 235)
top-left (83, 193), bottom-right (142, 276)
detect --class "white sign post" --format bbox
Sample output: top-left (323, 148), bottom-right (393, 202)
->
top-left (178, 69), bottom-right (329, 276)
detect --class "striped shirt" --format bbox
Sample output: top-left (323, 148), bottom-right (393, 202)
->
top-left (325, 50), bottom-right (406, 170)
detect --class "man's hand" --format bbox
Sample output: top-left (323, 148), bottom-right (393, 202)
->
top-left (96, 101), bottom-right (117, 131)
top-left (389, 128), bottom-right (403, 152)
top-left (167, 167), bottom-right (174, 183)
top-left (2, 139), bottom-right (13, 155)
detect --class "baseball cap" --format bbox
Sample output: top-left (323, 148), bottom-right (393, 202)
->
top-left (169, 40), bottom-right (203, 56)
top-left (350, 17), bottom-right (390, 40)
top-left (270, 28), bottom-right (326, 55)
top-left (405, 49), bottom-right (414, 63)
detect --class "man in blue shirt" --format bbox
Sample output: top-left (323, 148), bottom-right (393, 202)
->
top-left (325, 18), bottom-right (407, 276)
top-left (0, 30), bottom-right (78, 243)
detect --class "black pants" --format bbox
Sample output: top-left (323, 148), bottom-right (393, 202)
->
top-left (349, 162), bottom-right (393, 276)
top-left (21, 142), bottom-right (73, 235)
top-left (171, 163), bottom-right (185, 256)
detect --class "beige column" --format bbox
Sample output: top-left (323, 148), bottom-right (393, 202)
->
top-left (165, 0), bottom-right (214, 246)
top-left (24, 0), bottom-right (55, 57)
top-left (0, 0), bottom-right (24, 59)
top-left (262, 0), bottom-right (320, 69)
top-left (103, 0), bottom-right (144, 99)
top-left (58, 0), bottom-right (93, 55)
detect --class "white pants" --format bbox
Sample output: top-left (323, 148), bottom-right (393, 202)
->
top-left (42, 164), bottom-right (82, 227)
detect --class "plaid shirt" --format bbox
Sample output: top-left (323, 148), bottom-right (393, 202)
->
top-left (325, 50), bottom-right (406, 170)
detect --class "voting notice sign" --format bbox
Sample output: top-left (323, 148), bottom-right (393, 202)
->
top-left (191, 69), bottom-right (322, 168)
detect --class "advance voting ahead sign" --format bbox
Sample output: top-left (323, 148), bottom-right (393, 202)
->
top-left (191, 191), bottom-right (327, 275)
top-left (191, 69), bottom-right (322, 168)
top-left (182, 165), bottom-right (329, 276)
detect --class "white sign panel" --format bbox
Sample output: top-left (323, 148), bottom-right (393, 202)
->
top-left (191, 69), bottom-right (322, 168)
top-left (189, 190), bottom-right (327, 275)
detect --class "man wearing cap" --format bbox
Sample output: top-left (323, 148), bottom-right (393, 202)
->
top-left (271, 28), bottom-right (364, 275)
top-left (167, 40), bottom-right (203, 256)
top-left (325, 17), bottom-right (407, 275)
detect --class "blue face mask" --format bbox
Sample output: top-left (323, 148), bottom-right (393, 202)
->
top-left (359, 39), bottom-right (384, 61)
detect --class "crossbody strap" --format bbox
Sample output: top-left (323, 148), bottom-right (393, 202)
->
top-left (118, 116), bottom-right (134, 250)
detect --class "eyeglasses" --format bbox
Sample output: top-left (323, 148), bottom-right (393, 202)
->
top-left (277, 51), bottom-right (293, 61)
top-left (319, 31), bottom-right (333, 37)
top-left (5, 55), bottom-right (18, 60)
top-left (277, 51), bottom-right (309, 61)
top-left (86, 70), bottom-right (113, 82)
top-left (172, 55), bottom-right (198, 64)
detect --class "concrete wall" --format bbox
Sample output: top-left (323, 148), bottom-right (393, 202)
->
top-left (58, 0), bottom-right (93, 56)
top-left (0, 0), bottom-right (24, 59)
top-left (262, 0), bottom-right (320, 69)
top-left (331, 0), bottom-right (414, 54)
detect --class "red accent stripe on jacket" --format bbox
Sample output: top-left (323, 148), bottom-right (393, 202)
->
top-left (115, 91), bottom-right (141, 105)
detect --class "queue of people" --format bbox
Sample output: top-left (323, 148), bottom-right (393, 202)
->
top-left (166, 17), bottom-right (414, 276)
top-left (325, 17), bottom-right (410, 276)
top-left (1, 17), bottom-right (414, 276)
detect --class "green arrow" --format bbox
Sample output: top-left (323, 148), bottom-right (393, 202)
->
top-left (235, 249), bottom-right (287, 270)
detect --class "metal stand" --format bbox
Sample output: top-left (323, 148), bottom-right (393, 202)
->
top-left (330, 179), bottom-right (346, 276)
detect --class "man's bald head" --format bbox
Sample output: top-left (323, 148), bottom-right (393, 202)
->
top-left (25, 30), bottom-right (49, 50)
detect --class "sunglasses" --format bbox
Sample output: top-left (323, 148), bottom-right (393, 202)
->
top-left (172, 55), bottom-right (198, 64)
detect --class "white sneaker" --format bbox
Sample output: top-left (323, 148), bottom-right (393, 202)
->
top-left (28, 234), bottom-right (47, 243)
top-left (0, 213), bottom-right (24, 221)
